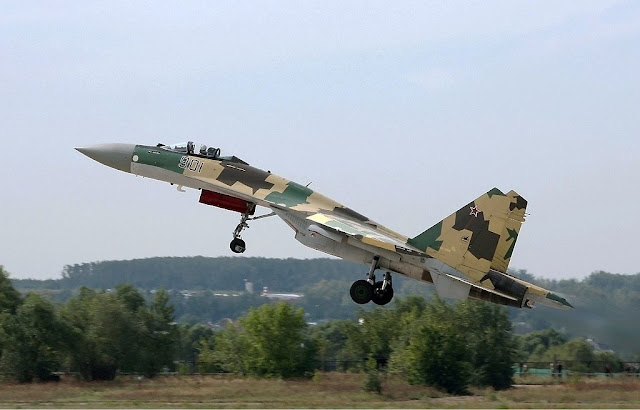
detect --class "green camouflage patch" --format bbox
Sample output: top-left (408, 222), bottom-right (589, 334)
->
top-left (407, 221), bottom-right (443, 252)
top-left (134, 146), bottom-right (183, 174)
top-left (487, 187), bottom-right (506, 198)
top-left (503, 228), bottom-right (518, 260)
top-left (265, 182), bottom-right (313, 208)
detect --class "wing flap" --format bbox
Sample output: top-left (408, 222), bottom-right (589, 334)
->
top-left (306, 212), bottom-right (426, 256)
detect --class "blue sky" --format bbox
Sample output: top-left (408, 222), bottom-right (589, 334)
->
top-left (1, 1), bottom-right (639, 280)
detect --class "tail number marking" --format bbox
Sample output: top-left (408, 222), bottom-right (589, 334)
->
top-left (179, 156), bottom-right (204, 173)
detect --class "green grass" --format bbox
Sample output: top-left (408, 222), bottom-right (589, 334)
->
top-left (0, 373), bottom-right (638, 408)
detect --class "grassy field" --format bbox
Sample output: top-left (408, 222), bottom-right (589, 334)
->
top-left (0, 373), bottom-right (638, 408)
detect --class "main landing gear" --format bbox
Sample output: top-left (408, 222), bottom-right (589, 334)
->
top-left (350, 256), bottom-right (394, 305)
top-left (229, 209), bottom-right (275, 254)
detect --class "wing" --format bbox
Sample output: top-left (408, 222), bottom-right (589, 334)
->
top-left (306, 212), bottom-right (427, 257)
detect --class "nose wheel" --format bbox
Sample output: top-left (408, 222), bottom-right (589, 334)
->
top-left (230, 237), bottom-right (246, 254)
top-left (228, 207), bottom-right (276, 254)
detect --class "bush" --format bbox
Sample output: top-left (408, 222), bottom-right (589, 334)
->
top-left (362, 356), bottom-right (382, 394)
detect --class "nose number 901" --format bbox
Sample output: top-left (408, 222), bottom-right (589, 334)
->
top-left (178, 156), bottom-right (204, 173)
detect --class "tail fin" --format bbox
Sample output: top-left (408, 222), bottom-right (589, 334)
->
top-left (407, 188), bottom-right (527, 282)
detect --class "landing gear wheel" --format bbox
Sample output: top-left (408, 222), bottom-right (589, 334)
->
top-left (371, 281), bottom-right (394, 305)
top-left (350, 280), bottom-right (374, 304)
top-left (230, 238), bottom-right (246, 254)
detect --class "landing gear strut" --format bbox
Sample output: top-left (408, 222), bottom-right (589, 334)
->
top-left (372, 272), bottom-right (394, 306)
top-left (349, 256), bottom-right (394, 305)
top-left (230, 212), bottom-right (250, 253)
top-left (229, 209), bottom-right (276, 254)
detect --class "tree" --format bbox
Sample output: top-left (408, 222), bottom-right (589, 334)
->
top-left (529, 338), bottom-right (598, 373)
top-left (0, 266), bottom-right (21, 315)
top-left (388, 298), bottom-right (518, 393)
top-left (299, 280), bottom-right (355, 321)
top-left (208, 302), bottom-right (316, 377)
top-left (176, 323), bottom-right (214, 372)
top-left (0, 293), bottom-right (68, 382)
top-left (308, 320), bottom-right (351, 371)
top-left (362, 356), bottom-right (382, 394)
top-left (518, 328), bottom-right (568, 360)
top-left (0, 266), bottom-right (22, 363)
top-left (341, 303), bottom-right (409, 370)
top-left (115, 283), bottom-right (146, 312)
top-left (595, 350), bottom-right (624, 373)
top-left (136, 289), bottom-right (179, 377)
top-left (203, 321), bottom-right (250, 374)
top-left (389, 299), bottom-right (471, 394)
top-left (457, 301), bottom-right (518, 390)
top-left (60, 288), bottom-right (140, 380)
top-left (60, 286), bottom-right (180, 380)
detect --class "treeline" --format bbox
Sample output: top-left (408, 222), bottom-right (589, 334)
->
top-left (1, 264), bottom-right (519, 393)
top-left (1, 266), bottom-right (633, 393)
top-left (195, 296), bottom-right (520, 394)
top-left (9, 258), bottom-right (640, 358)
top-left (13, 257), bottom-right (365, 292)
top-left (1, 266), bottom-right (176, 382)
top-left (508, 269), bottom-right (640, 357)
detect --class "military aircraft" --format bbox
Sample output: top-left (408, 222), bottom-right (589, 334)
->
top-left (76, 142), bottom-right (572, 309)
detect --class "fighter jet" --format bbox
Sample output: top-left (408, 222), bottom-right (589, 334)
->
top-left (76, 142), bottom-right (572, 309)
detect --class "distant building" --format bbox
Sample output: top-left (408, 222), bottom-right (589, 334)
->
top-left (260, 286), bottom-right (303, 301)
top-left (586, 338), bottom-right (614, 352)
top-left (244, 280), bottom-right (254, 294)
top-left (208, 318), bottom-right (233, 330)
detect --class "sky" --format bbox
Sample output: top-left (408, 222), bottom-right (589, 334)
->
top-left (1, 1), bottom-right (639, 280)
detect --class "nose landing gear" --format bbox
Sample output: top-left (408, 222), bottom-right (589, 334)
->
top-left (349, 256), bottom-right (394, 305)
top-left (229, 208), bottom-right (276, 254)
top-left (230, 212), bottom-right (250, 254)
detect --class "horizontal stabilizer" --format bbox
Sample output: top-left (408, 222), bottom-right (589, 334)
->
top-left (526, 290), bottom-right (574, 309)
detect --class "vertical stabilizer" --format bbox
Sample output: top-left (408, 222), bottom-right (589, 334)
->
top-left (490, 190), bottom-right (527, 273)
top-left (407, 188), bottom-right (527, 282)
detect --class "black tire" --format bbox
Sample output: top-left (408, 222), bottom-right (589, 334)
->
top-left (350, 280), bottom-right (373, 304)
top-left (230, 238), bottom-right (246, 254)
top-left (371, 281), bottom-right (394, 305)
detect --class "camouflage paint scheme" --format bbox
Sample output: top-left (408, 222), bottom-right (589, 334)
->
top-left (79, 143), bottom-right (573, 310)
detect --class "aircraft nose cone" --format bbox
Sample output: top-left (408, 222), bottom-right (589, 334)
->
top-left (76, 143), bottom-right (135, 173)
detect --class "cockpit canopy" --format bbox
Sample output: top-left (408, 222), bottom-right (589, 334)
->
top-left (158, 141), bottom-right (248, 164)
top-left (160, 142), bottom-right (219, 157)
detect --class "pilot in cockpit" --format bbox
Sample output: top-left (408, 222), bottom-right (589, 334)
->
top-left (207, 147), bottom-right (220, 159)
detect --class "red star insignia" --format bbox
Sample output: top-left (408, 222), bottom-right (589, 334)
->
top-left (469, 205), bottom-right (480, 217)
